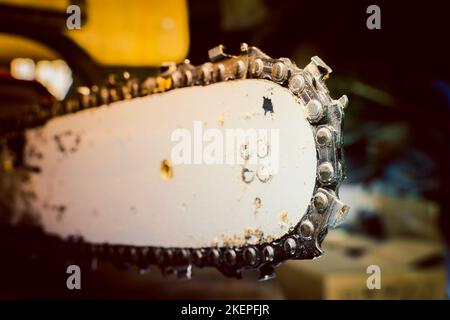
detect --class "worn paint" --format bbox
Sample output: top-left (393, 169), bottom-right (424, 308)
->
top-left (218, 113), bottom-right (225, 127)
top-left (279, 210), bottom-right (289, 224)
top-left (160, 159), bottom-right (173, 180)
top-left (253, 197), bottom-right (262, 214)
top-left (262, 96), bottom-right (274, 115)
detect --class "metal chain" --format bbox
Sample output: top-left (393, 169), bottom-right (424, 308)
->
top-left (0, 44), bottom-right (349, 279)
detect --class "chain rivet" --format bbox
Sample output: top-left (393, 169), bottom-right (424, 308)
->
top-left (284, 238), bottom-right (297, 255)
top-left (272, 62), bottom-right (288, 82)
top-left (299, 220), bottom-right (314, 240)
top-left (306, 99), bottom-right (323, 122)
top-left (250, 58), bottom-right (264, 77)
top-left (318, 162), bottom-right (334, 183)
top-left (313, 192), bottom-right (329, 212)
top-left (263, 246), bottom-right (275, 262)
top-left (244, 247), bottom-right (258, 265)
top-left (288, 74), bottom-right (305, 94)
top-left (316, 127), bottom-right (332, 146)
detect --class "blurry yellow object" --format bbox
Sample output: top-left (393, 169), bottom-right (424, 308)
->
top-left (0, 33), bottom-right (60, 62)
top-left (0, 0), bottom-right (68, 11)
top-left (0, 0), bottom-right (190, 67)
top-left (68, 0), bottom-right (190, 66)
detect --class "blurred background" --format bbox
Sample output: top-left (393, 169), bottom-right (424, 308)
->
top-left (0, 0), bottom-right (449, 299)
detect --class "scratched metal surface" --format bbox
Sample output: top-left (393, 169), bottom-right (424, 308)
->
top-left (13, 79), bottom-right (317, 248)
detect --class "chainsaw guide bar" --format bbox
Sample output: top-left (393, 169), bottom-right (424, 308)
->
top-left (0, 44), bottom-right (349, 280)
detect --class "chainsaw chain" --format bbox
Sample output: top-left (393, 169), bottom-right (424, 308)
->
top-left (0, 44), bottom-right (349, 280)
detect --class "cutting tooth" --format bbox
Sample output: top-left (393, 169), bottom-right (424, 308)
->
top-left (258, 265), bottom-right (276, 281)
top-left (159, 62), bottom-right (177, 75)
top-left (337, 94), bottom-right (349, 109)
top-left (305, 56), bottom-right (332, 82)
top-left (240, 42), bottom-right (249, 53)
top-left (139, 267), bottom-right (150, 275)
top-left (208, 44), bottom-right (229, 62)
top-left (176, 265), bottom-right (192, 280)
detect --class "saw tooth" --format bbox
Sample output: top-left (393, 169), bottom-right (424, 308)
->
top-left (159, 62), bottom-right (177, 75)
top-left (138, 267), bottom-right (150, 275)
top-left (175, 265), bottom-right (192, 280)
top-left (258, 265), bottom-right (276, 281)
top-left (304, 56), bottom-right (332, 82)
top-left (208, 44), bottom-right (229, 62)
top-left (337, 94), bottom-right (349, 109)
top-left (240, 42), bottom-right (249, 53)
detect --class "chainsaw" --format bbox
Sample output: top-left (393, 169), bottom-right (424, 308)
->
top-left (0, 44), bottom-right (349, 280)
